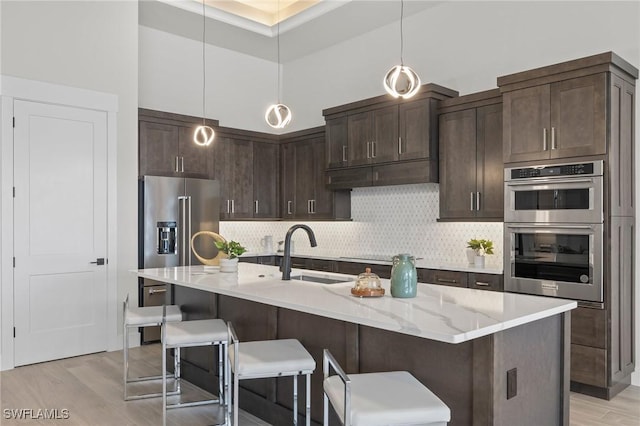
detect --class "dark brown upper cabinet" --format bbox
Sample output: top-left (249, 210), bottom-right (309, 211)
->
top-left (498, 52), bottom-right (638, 165)
top-left (281, 128), bottom-right (351, 220)
top-left (438, 90), bottom-right (503, 221)
top-left (212, 129), bottom-right (280, 220)
top-left (138, 109), bottom-right (217, 178)
top-left (323, 83), bottom-right (458, 189)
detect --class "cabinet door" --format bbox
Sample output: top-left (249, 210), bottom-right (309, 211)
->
top-left (326, 116), bottom-right (348, 169)
top-left (370, 105), bottom-right (399, 164)
top-left (347, 111), bottom-right (372, 166)
top-left (503, 84), bottom-right (551, 163)
top-left (310, 137), bottom-right (335, 219)
top-left (281, 143), bottom-right (296, 218)
top-left (139, 120), bottom-right (180, 176)
top-left (439, 109), bottom-right (477, 219)
top-left (253, 142), bottom-right (279, 218)
top-left (229, 138), bottom-right (254, 219)
top-left (399, 98), bottom-right (432, 161)
top-left (294, 140), bottom-right (316, 218)
top-left (550, 73), bottom-right (606, 159)
top-left (212, 137), bottom-right (233, 218)
top-left (178, 125), bottom-right (213, 178)
top-left (476, 103), bottom-right (503, 219)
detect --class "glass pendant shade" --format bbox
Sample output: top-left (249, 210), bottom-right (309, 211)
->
top-left (193, 124), bottom-right (215, 146)
top-left (265, 103), bottom-right (292, 129)
top-left (383, 65), bottom-right (421, 99)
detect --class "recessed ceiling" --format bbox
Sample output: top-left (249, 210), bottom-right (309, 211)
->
top-left (210, 0), bottom-right (322, 26)
top-left (141, 0), bottom-right (443, 62)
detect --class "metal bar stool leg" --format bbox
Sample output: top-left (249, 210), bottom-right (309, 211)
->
top-left (306, 373), bottom-right (311, 426)
top-left (293, 375), bottom-right (298, 426)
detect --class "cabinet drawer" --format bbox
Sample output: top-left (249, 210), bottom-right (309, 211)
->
top-left (423, 269), bottom-right (468, 287)
top-left (326, 167), bottom-right (372, 189)
top-left (307, 258), bottom-right (335, 272)
top-left (571, 307), bottom-right (607, 349)
top-left (336, 262), bottom-right (392, 279)
top-left (571, 344), bottom-right (607, 387)
top-left (372, 160), bottom-right (436, 186)
top-left (468, 273), bottom-right (503, 291)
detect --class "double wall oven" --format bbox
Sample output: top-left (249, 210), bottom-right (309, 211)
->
top-left (504, 161), bottom-right (604, 304)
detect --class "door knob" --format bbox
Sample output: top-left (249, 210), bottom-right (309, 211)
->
top-left (90, 258), bottom-right (105, 265)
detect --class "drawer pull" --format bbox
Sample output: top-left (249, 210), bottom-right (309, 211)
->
top-left (475, 281), bottom-right (490, 287)
top-left (148, 287), bottom-right (167, 295)
top-left (437, 278), bottom-right (457, 284)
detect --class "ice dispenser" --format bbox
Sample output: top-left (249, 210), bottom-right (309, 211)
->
top-left (157, 221), bottom-right (177, 255)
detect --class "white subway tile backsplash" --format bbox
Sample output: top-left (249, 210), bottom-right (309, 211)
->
top-left (219, 184), bottom-right (503, 268)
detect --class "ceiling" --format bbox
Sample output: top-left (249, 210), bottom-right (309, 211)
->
top-left (140, 0), bottom-right (443, 62)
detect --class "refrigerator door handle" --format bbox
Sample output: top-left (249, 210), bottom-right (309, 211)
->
top-left (178, 195), bottom-right (192, 266)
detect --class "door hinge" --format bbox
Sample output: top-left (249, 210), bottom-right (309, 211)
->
top-left (13, 117), bottom-right (16, 128)
top-left (13, 187), bottom-right (16, 198)
top-left (13, 257), bottom-right (15, 267)
top-left (13, 327), bottom-right (16, 338)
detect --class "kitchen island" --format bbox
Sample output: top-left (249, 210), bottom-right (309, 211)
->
top-left (135, 263), bottom-right (576, 425)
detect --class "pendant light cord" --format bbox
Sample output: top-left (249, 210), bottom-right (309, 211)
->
top-left (277, 0), bottom-right (281, 104)
top-left (400, 0), bottom-right (405, 66)
top-left (201, 0), bottom-right (206, 126)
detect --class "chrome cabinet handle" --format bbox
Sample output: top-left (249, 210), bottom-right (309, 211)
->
top-left (475, 282), bottom-right (490, 287)
top-left (470, 192), bottom-right (475, 211)
top-left (366, 142), bottom-right (371, 159)
top-left (543, 128), bottom-right (548, 151)
top-left (342, 145), bottom-right (347, 162)
top-left (371, 141), bottom-right (376, 158)
top-left (476, 192), bottom-right (481, 211)
top-left (175, 156), bottom-right (180, 172)
top-left (180, 156), bottom-right (184, 172)
top-left (398, 137), bottom-right (402, 155)
top-left (149, 287), bottom-right (167, 294)
top-left (231, 199), bottom-right (235, 214)
top-left (551, 127), bottom-right (556, 150)
top-left (226, 200), bottom-right (230, 214)
top-left (307, 200), bottom-right (311, 214)
top-left (287, 200), bottom-right (292, 215)
top-left (437, 278), bottom-right (458, 284)
top-left (254, 200), bottom-right (259, 214)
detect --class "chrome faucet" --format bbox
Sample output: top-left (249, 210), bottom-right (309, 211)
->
top-left (280, 224), bottom-right (317, 280)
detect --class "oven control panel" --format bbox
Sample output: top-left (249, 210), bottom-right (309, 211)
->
top-left (507, 161), bottom-right (601, 180)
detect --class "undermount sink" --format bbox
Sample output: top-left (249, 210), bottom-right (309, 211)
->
top-left (289, 273), bottom-right (352, 285)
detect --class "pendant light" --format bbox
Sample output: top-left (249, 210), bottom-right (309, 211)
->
top-left (193, 0), bottom-right (215, 146)
top-left (383, 0), bottom-right (421, 99)
top-left (265, 0), bottom-right (292, 129)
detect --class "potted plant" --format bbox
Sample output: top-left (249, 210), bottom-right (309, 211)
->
top-left (215, 240), bottom-right (247, 272)
top-left (466, 238), bottom-right (494, 268)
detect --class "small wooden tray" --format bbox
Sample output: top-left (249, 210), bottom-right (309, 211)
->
top-left (351, 287), bottom-right (385, 298)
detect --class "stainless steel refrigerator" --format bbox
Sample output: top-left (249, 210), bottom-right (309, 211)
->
top-left (138, 176), bottom-right (220, 342)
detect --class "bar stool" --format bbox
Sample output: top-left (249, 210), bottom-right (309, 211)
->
top-left (123, 294), bottom-right (183, 400)
top-left (162, 313), bottom-right (229, 426)
top-left (227, 322), bottom-right (316, 426)
top-left (322, 349), bottom-right (450, 426)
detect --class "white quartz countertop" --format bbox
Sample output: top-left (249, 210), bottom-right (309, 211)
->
top-left (135, 264), bottom-right (574, 344)
top-left (241, 251), bottom-right (503, 275)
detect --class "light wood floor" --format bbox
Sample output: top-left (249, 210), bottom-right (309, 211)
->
top-left (1, 344), bottom-right (639, 425)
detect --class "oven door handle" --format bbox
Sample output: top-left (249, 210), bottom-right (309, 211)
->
top-left (506, 177), bottom-right (595, 187)
top-left (506, 224), bottom-right (597, 232)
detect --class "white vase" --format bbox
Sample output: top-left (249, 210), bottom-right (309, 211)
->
top-left (219, 257), bottom-right (239, 273)
top-left (474, 255), bottom-right (485, 268)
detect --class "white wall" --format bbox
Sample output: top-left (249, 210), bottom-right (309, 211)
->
top-left (139, 25), bottom-right (281, 133)
top-left (0, 1), bottom-right (138, 358)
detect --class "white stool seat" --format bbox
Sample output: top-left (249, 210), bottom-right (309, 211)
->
top-left (230, 339), bottom-right (316, 377)
top-left (126, 305), bottom-right (182, 326)
top-left (324, 371), bottom-right (450, 426)
top-left (164, 319), bottom-right (228, 347)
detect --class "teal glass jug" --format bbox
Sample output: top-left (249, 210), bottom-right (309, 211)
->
top-left (390, 254), bottom-right (417, 298)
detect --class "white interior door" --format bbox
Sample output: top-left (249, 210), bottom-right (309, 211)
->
top-left (13, 100), bottom-right (108, 366)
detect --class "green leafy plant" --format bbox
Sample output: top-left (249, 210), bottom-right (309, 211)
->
top-left (215, 240), bottom-right (247, 259)
top-left (467, 238), bottom-right (494, 256)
